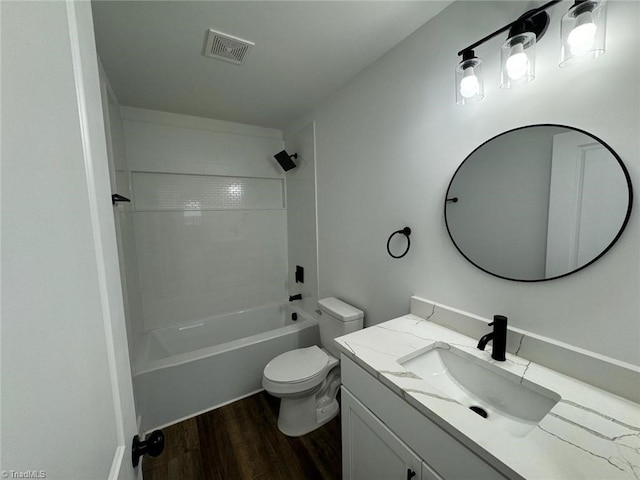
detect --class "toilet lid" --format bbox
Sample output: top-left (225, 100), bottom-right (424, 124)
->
top-left (264, 346), bottom-right (329, 383)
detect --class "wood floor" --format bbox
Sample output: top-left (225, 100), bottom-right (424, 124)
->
top-left (142, 391), bottom-right (342, 480)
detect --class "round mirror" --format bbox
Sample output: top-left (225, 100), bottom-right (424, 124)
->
top-left (445, 124), bottom-right (633, 282)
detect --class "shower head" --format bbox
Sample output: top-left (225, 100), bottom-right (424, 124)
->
top-left (274, 150), bottom-right (298, 172)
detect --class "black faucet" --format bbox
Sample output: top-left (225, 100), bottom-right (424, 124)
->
top-left (289, 294), bottom-right (302, 301)
top-left (477, 315), bottom-right (508, 361)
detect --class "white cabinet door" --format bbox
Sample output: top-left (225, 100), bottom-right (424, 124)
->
top-left (342, 355), bottom-right (505, 480)
top-left (342, 388), bottom-right (423, 480)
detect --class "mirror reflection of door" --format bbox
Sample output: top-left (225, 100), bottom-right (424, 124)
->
top-left (445, 125), bottom-right (632, 282)
top-left (546, 132), bottom-right (629, 278)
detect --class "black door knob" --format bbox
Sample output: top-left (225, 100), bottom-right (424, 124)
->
top-left (132, 430), bottom-right (165, 467)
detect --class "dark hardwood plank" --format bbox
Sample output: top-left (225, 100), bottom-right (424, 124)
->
top-left (143, 392), bottom-right (342, 480)
top-left (297, 418), bottom-right (342, 479)
top-left (143, 416), bottom-right (205, 480)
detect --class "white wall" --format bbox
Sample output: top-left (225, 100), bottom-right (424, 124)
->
top-left (121, 108), bottom-right (288, 331)
top-left (286, 0), bottom-right (639, 365)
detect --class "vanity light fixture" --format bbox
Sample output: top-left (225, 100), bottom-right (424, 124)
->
top-left (455, 0), bottom-right (607, 104)
top-left (560, 0), bottom-right (607, 67)
top-left (456, 50), bottom-right (484, 104)
top-left (500, 8), bottom-right (551, 88)
top-left (501, 33), bottom-right (537, 88)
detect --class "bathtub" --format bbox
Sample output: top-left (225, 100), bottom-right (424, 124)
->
top-left (133, 303), bottom-right (320, 432)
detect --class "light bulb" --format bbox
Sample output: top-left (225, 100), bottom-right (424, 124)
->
top-left (459, 66), bottom-right (480, 98)
top-left (568, 11), bottom-right (597, 56)
top-left (506, 43), bottom-right (528, 80)
top-left (456, 55), bottom-right (483, 104)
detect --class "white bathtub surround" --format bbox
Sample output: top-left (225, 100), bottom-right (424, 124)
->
top-left (284, 122), bottom-right (319, 316)
top-left (134, 304), bottom-right (319, 432)
top-left (119, 107), bottom-right (289, 333)
top-left (133, 209), bottom-right (288, 331)
top-left (336, 304), bottom-right (640, 478)
top-left (112, 105), bottom-right (322, 435)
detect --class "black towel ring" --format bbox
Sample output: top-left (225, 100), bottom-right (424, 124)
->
top-left (386, 227), bottom-right (411, 259)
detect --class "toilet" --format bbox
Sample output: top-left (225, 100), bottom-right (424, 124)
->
top-left (262, 297), bottom-right (364, 436)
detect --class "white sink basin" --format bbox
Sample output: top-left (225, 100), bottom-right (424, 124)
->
top-left (398, 342), bottom-right (560, 437)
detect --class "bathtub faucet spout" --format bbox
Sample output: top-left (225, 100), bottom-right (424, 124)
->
top-left (289, 294), bottom-right (302, 301)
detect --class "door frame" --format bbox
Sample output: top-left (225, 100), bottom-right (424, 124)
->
top-left (66, 1), bottom-right (139, 477)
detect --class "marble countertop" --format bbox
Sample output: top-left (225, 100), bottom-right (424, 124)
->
top-left (336, 315), bottom-right (640, 479)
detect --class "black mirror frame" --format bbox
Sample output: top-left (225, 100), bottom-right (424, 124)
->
top-left (444, 124), bottom-right (633, 282)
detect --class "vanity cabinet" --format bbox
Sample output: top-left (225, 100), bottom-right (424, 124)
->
top-left (341, 354), bottom-right (510, 480)
top-left (342, 387), bottom-right (441, 479)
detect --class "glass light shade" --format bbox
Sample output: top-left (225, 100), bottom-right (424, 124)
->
top-left (500, 32), bottom-right (536, 88)
top-left (456, 57), bottom-right (484, 105)
top-left (560, 0), bottom-right (606, 67)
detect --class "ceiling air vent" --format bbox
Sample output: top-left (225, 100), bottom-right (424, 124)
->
top-left (203, 29), bottom-right (254, 66)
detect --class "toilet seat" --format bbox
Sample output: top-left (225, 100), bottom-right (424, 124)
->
top-left (263, 346), bottom-right (338, 395)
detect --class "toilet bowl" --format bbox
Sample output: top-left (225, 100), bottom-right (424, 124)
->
top-left (263, 345), bottom-right (340, 436)
top-left (262, 297), bottom-right (364, 437)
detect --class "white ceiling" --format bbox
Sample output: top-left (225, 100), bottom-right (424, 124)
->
top-left (91, 1), bottom-right (451, 129)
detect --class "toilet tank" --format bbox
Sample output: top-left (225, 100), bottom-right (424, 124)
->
top-left (317, 297), bottom-right (364, 357)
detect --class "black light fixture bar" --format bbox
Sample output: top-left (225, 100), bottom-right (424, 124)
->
top-left (457, 0), bottom-right (562, 57)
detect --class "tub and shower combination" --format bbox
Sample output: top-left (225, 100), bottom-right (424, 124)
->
top-left (133, 303), bottom-right (319, 432)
